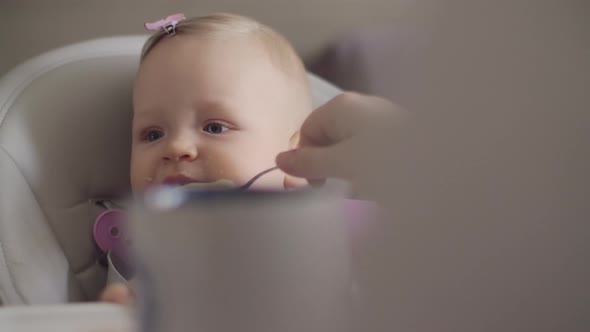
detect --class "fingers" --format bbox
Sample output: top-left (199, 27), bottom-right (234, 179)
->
top-left (278, 93), bottom-right (401, 180)
top-left (298, 92), bottom-right (397, 148)
top-left (276, 142), bottom-right (353, 181)
top-left (100, 283), bottom-right (134, 305)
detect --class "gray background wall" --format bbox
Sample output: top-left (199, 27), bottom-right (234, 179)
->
top-left (0, 0), bottom-right (412, 75)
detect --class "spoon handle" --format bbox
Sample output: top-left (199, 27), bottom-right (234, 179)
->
top-left (238, 166), bottom-right (280, 190)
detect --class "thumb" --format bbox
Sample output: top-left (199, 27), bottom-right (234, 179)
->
top-left (276, 144), bottom-right (350, 180)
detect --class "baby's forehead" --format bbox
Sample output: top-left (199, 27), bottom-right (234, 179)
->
top-left (143, 31), bottom-right (304, 83)
top-left (134, 98), bottom-right (236, 115)
top-left (134, 35), bottom-right (310, 123)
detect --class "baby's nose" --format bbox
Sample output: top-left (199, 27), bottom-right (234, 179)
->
top-left (164, 137), bottom-right (198, 161)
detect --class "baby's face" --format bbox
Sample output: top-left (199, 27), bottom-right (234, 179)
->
top-left (131, 36), bottom-right (307, 192)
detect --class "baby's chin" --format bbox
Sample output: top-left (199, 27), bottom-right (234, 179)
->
top-left (181, 179), bottom-right (236, 190)
top-left (141, 179), bottom-right (236, 191)
top-left (132, 179), bottom-right (237, 195)
top-left (133, 176), bottom-right (292, 195)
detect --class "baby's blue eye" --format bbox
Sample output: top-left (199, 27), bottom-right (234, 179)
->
top-left (144, 130), bottom-right (164, 142)
top-left (204, 123), bottom-right (229, 134)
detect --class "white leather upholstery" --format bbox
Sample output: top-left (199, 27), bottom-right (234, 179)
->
top-left (0, 36), bottom-right (341, 305)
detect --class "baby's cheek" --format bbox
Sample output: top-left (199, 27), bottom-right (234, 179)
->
top-left (130, 173), bottom-right (149, 193)
top-left (203, 154), bottom-right (244, 181)
top-left (130, 160), bottom-right (155, 193)
top-left (202, 152), bottom-right (261, 184)
top-left (201, 142), bottom-right (284, 188)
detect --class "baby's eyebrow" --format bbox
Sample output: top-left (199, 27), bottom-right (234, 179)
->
top-left (131, 113), bottom-right (162, 129)
top-left (195, 101), bottom-right (238, 118)
top-left (133, 107), bottom-right (163, 116)
top-left (197, 100), bottom-right (230, 111)
top-left (132, 108), bottom-right (164, 121)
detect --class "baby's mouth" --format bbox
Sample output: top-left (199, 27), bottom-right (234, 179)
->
top-left (161, 175), bottom-right (236, 190)
top-left (162, 174), bottom-right (200, 186)
top-left (182, 179), bottom-right (236, 190)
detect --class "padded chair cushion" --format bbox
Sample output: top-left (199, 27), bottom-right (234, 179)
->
top-left (0, 36), bottom-right (341, 305)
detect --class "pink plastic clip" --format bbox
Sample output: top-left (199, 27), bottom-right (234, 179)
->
top-left (144, 13), bottom-right (186, 35)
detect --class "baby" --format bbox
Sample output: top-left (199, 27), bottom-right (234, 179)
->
top-left (131, 12), bottom-right (312, 193)
top-left (101, 12), bottom-right (313, 303)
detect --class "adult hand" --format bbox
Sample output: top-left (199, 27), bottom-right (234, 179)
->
top-left (276, 92), bottom-right (408, 196)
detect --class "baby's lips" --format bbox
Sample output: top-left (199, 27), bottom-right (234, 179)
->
top-left (182, 179), bottom-right (236, 190)
top-left (162, 174), bottom-right (199, 186)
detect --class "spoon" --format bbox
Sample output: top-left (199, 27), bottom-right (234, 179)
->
top-left (236, 166), bottom-right (280, 191)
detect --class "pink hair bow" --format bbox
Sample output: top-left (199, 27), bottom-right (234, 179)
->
top-left (144, 13), bottom-right (186, 35)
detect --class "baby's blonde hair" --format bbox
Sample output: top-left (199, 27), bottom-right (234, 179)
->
top-left (141, 13), bottom-right (309, 94)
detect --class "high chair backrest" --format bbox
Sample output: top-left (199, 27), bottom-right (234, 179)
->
top-left (0, 36), bottom-right (341, 305)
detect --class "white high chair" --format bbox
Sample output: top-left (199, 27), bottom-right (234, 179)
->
top-left (0, 36), bottom-right (341, 305)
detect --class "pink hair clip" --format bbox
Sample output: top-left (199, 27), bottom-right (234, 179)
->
top-left (144, 13), bottom-right (186, 36)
